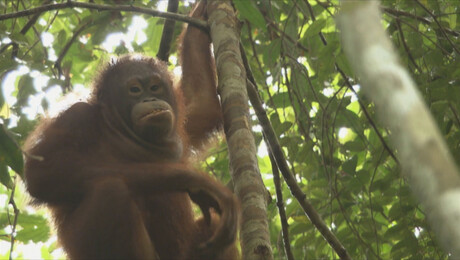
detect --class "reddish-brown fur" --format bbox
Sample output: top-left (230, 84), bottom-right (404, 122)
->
top-left (24, 2), bottom-right (239, 259)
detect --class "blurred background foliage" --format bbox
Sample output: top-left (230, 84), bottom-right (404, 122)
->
top-left (0, 0), bottom-right (459, 259)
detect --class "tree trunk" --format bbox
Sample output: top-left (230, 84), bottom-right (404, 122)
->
top-left (207, 1), bottom-right (273, 259)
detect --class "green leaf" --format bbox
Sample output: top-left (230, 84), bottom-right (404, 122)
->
top-left (305, 18), bottom-right (326, 39)
top-left (336, 54), bottom-right (353, 76)
top-left (9, 33), bottom-right (29, 46)
top-left (342, 155), bottom-right (358, 176)
top-left (391, 234), bottom-right (418, 259)
top-left (57, 30), bottom-right (67, 46)
top-left (263, 38), bottom-right (281, 68)
top-left (290, 221), bottom-right (310, 236)
top-left (0, 124), bottom-right (24, 176)
top-left (343, 140), bottom-right (366, 152)
top-left (233, 0), bottom-right (266, 28)
top-left (0, 163), bottom-right (12, 189)
top-left (15, 74), bottom-right (36, 108)
top-left (145, 17), bottom-right (163, 54)
top-left (89, 12), bottom-right (118, 45)
top-left (15, 213), bottom-right (50, 243)
top-left (0, 212), bottom-right (10, 231)
top-left (271, 92), bottom-right (290, 108)
top-left (0, 58), bottom-right (17, 77)
top-left (11, 117), bottom-right (37, 142)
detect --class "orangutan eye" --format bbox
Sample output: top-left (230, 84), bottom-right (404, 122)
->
top-left (150, 85), bottom-right (160, 92)
top-left (129, 86), bottom-right (142, 94)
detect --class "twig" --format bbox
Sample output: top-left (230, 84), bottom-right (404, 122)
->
top-left (414, 0), bottom-right (460, 54)
top-left (395, 20), bottom-right (421, 72)
top-left (337, 67), bottom-right (399, 164)
top-left (304, 0), bottom-right (327, 45)
top-left (0, 0), bottom-right (52, 55)
top-left (7, 178), bottom-right (19, 260)
top-left (54, 21), bottom-right (92, 77)
top-left (449, 103), bottom-right (460, 129)
top-left (0, 1), bottom-right (207, 30)
top-left (382, 7), bottom-right (460, 37)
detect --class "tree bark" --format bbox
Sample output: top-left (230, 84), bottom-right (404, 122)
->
top-left (207, 1), bottom-right (273, 259)
top-left (339, 1), bottom-right (460, 256)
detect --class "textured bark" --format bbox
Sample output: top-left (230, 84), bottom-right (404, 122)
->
top-left (339, 1), bottom-right (460, 256)
top-left (207, 2), bottom-right (273, 260)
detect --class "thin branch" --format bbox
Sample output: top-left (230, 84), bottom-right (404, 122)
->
top-left (303, 0), bottom-right (398, 164)
top-left (395, 20), bottom-right (422, 72)
top-left (12, 0), bottom-right (52, 56)
top-left (382, 7), bottom-right (460, 37)
top-left (269, 152), bottom-right (294, 260)
top-left (337, 67), bottom-right (399, 164)
top-left (0, 0), bottom-right (52, 55)
top-left (368, 151), bottom-right (386, 256)
top-left (414, 0), bottom-right (460, 54)
top-left (157, 0), bottom-right (179, 62)
top-left (54, 20), bottom-right (92, 78)
top-left (0, 1), bottom-right (207, 30)
top-left (383, 7), bottom-right (431, 24)
top-left (304, 0), bottom-right (327, 45)
top-left (275, 2), bottom-right (423, 166)
top-left (393, 15), bottom-right (451, 56)
top-left (334, 182), bottom-right (381, 259)
top-left (267, 21), bottom-right (308, 53)
top-left (339, 1), bottom-right (460, 256)
top-left (284, 62), bottom-right (311, 141)
top-left (7, 178), bottom-right (19, 260)
top-left (449, 103), bottom-right (460, 129)
top-left (246, 76), bottom-right (351, 259)
top-left (242, 17), bottom-right (351, 254)
top-left (244, 22), bottom-right (275, 107)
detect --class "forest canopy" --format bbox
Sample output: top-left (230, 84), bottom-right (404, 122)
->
top-left (1, 0), bottom-right (460, 259)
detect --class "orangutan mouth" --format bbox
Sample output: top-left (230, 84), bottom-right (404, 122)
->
top-left (141, 108), bottom-right (169, 120)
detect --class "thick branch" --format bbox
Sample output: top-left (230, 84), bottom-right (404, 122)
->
top-left (207, 1), bottom-right (273, 259)
top-left (0, 1), bottom-right (206, 29)
top-left (339, 1), bottom-right (460, 256)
